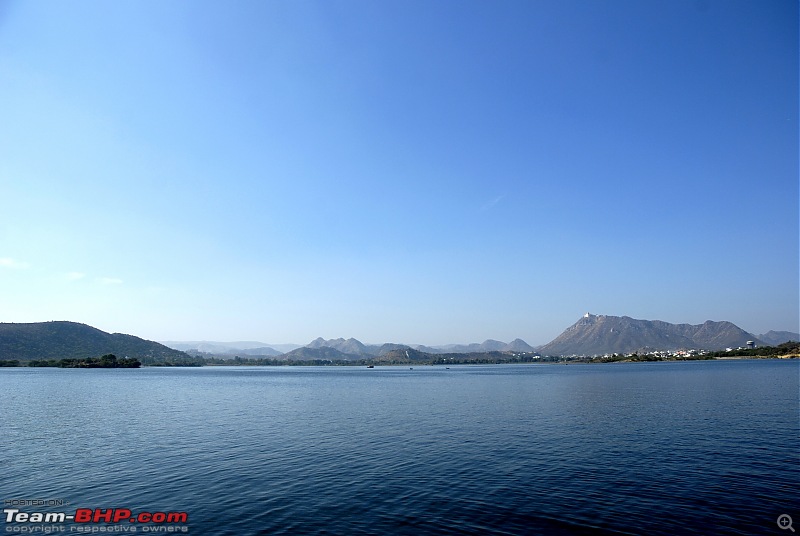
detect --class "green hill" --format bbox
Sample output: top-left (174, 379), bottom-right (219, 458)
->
top-left (0, 321), bottom-right (196, 365)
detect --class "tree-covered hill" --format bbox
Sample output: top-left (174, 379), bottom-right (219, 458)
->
top-left (0, 321), bottom-right (197, 365)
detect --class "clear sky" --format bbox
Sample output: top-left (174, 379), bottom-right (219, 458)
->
top-left (1, 0), bottom-right (797, 346)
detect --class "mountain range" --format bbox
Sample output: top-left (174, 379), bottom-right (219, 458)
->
top-left (164, 317), bottom-right (799, 360)
top-left (166, 337), bottom-right (537, 359)
top-left (537, 314), bottom-right (788, 356)
top-left (276, 338), bottom-right (537, 361)
top-left (2, 316), bottom-right (796, 364)
top-left (291, 317), bottom-right (795, 359)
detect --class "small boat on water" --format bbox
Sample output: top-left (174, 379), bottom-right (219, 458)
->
top-left (366, 365), bottom-right (374, 368)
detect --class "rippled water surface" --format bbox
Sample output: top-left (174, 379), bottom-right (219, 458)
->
top-left (1, 360), bottom-right (797, 535)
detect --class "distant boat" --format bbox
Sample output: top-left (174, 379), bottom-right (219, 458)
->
top-left (366, 365), bottom-right (374, 368)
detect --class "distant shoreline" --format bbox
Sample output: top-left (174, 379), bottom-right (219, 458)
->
top-left (1, 350), bottom-right (796, 369)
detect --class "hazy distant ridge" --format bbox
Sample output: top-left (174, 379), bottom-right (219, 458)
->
top-left (757, 330), bottom-right (800, 346)
top-left (299, 337), bottom-right (536, 359)
top-left (160, 341), bottom-right (296, 355)
top-left (424, 339), bottom-right (535, 354)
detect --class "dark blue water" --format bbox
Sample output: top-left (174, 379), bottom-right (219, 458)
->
top-left (1, 360), bottom-right (797, 535)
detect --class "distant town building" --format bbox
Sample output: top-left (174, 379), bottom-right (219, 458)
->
top-left (746, 341), bottom-right (755, 349)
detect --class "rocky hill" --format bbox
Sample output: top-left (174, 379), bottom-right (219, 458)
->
top-left (307, 337), bottom-right (370, 356)
top-left (539, 314), bottom-right (762, 356)
top-left (0, 321), bottom-right (194, 365)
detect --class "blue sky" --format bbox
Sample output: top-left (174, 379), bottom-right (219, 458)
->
top-left (1, 0), bottom-right (797, 346)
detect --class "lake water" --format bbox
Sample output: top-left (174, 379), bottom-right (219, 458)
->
top-left (1, 360), bottom-right (797, 535)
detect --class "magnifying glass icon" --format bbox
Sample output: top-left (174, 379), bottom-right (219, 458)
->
top-left (778, 514), bottom-right (795, 532)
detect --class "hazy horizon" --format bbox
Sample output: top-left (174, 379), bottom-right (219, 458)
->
top-left (159, 314), bottom-right (800, 350)
top-left (2, 1), bottom-right (797, 345)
